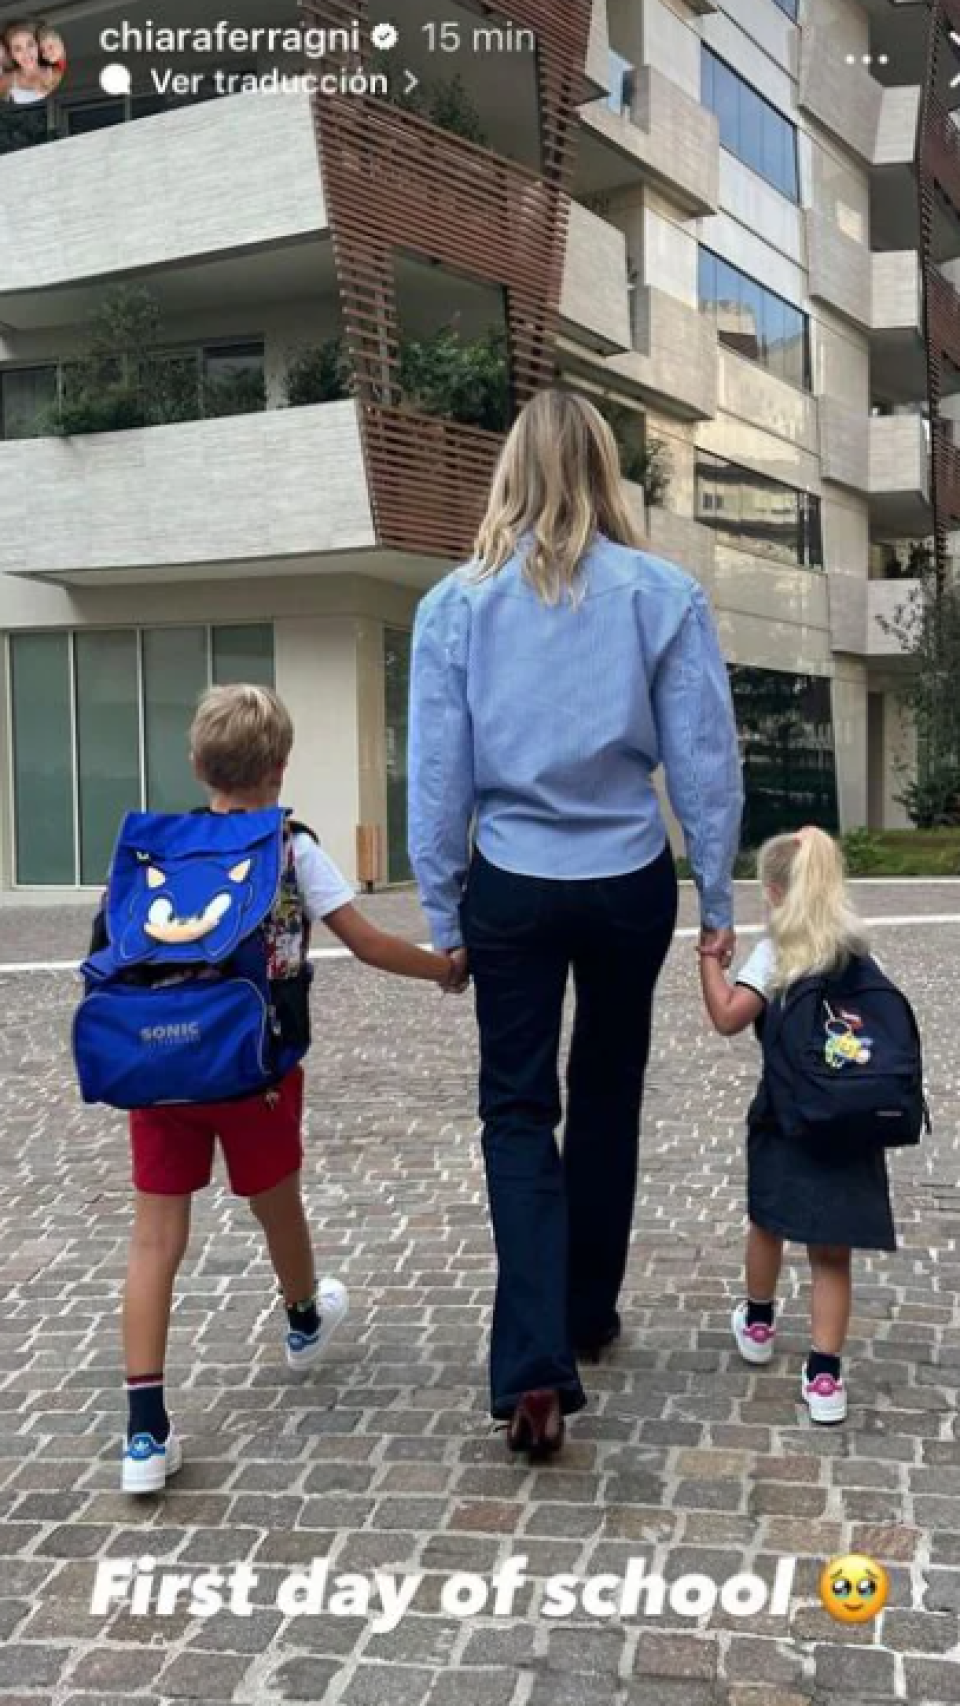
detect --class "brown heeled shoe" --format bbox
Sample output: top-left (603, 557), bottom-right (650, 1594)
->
top-left (507, 1389), bottom-right (564, 1460)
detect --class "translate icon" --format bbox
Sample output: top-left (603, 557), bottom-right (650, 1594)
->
top-left (100, 62), bottom-right (132, 94)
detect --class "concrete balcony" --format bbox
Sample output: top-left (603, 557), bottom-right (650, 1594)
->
top-left (560, 203), bottom-right (632, 354)
top-left (870, 250), bottom-right (928, 405)
top-left (578, 63), bottom-right (719, 215)
top-left (806, 212), bottom-right (871, 329)
top-left (0, 402), bottom-right (375, 583)
top-left (869, 414), bottom-right (932, 536)
top-left (820, 397), bottom-right (870, 493)
top-left (798, 12), bottom-right (881, 163)
top-left (606, 285), bottom-right (718, 420)
top-left (872, 85), bottom-right (960, 259)
top-left (0, 94), bottom-right (328, 330)
top-left (829, 573), bottom-right (920, 660)
top-left (645, 506), bottom-right (717, 585)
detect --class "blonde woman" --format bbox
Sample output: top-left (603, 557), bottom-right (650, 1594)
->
top-left (409, 389), bottom-right (743, 1457)
top-left (699, 827), bottom-right (898, 1425)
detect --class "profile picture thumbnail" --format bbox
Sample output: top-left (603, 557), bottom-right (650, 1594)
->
top-left (0, 18), bottom-right (67, 105)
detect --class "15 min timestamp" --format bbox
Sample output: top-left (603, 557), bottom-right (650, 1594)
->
top-left (422, 20), bottom-right (536, 54)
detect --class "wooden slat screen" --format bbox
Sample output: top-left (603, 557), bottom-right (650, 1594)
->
top-left (300, 0), bottom-right (592, 559)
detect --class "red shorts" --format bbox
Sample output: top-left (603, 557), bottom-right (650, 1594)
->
top-left (129, 1068), bottom-right (304, 1198)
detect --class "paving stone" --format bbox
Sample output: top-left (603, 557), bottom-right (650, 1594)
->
top-left (268, 1656), bottom-right (343, 1700)
top-left (159, 1652), bottom-right (252, 1698)
top-left (340, 1661), bottom-right (437, 1705)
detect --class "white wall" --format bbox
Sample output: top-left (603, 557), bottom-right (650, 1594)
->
top-left (0, 94), bottom-right (327, 299)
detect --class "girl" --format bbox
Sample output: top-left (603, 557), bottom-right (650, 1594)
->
top-left (699, 827), bottom-right (896, 1424)
top-left (36, 24), bottom-right (67, 85)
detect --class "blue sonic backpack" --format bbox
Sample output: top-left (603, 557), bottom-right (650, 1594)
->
top-left (73, 806), bottom-right (314, 1109)
top-left (761, 955), bottom-right (929, 1150)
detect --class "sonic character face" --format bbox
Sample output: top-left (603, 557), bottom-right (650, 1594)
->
top-left (121, 855), bottom-right (256, 962)
top-left (818, 1554), bottom-right (889, 1625)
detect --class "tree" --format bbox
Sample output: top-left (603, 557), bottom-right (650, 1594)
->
top-left (879, 568), bottom-right (960, 827)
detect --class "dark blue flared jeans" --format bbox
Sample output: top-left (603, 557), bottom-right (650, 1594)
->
top-left (460, 844), bottom-right (678, 1420)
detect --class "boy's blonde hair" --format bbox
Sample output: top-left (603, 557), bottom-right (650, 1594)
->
top-left (759, 827), bottom-right (869, 992)
top-left (191, 684), bottom-right (293, 793)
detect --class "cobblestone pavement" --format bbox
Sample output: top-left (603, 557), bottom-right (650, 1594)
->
top-left (0, 883), bottom-right (958, 1704)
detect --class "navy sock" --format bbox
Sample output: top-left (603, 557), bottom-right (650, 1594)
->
top-left (286, 1295), bottom-right (320, 1339)
top-left (806, 1349), bottom-right (842, 1382)
top-left (746, 1298), bottom-right (775, 1328)
top-left (126, 1375), bottom-right (169, 1443)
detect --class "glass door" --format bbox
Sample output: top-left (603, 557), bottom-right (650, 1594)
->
top-left (383, 628), bottom-right (413, 884)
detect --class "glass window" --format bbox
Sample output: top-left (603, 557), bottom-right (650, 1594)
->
top-left (762, 98), bottom-right (797, 200)
top-left (710, 55), bottom-right (740, 154)
top-left (781, 303), bottom-right (807, 389)
top-left (698, 248), bottom-right (716, 314)
top-left (202, 343), bottom-right (266, 417)
top-left (730, 667), bottom-right (839, 848)
top-left (738, 82), bottom-right (764, 179)
top-left (1, 366), bottom-right (58, 440)
top-left (75, 631), bottom-right (140, 886)
top-left (142, 628), bottom-right (208, 813)
top-left (695, 452), bottom-right (822, 569)
top-left (771, 0), bottom-right (799, 17)
top-left (10, 633), bottom-right (74, 885)
top-left (698, 247), bottom-right (810, 391)
top-left (211, 625), bottom-right (275, 687)
top-left (762, 293), bottom-right (788, 381)
top-left (384, 628), bottom-right (413, 884)
top-left (702, 49), bottom-right (799, 202)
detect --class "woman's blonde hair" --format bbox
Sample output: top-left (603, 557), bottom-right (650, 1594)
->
top-left (759, 827), bottom-right (869, 992)
top-left (190, 684), bottom-right (294, 793)
top-left (472, 389), bottom-right (645, 604)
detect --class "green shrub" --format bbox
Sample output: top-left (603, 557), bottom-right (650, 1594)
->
top-left (398, 323), bottom-right (511, 433)
top-left (282, 339), bottom-right (354, 408)
top-left (840, 827), bottom-right (887, 876)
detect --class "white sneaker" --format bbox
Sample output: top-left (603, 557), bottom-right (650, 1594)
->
top-left (802, 1366), bottom-right (848, 1424)
top-left (122, 1426), bottom-right (183, 1495)
top-left (731, 1301), bottom-right (776, 1366)
top-left (285, 1277), bottom-right (349, 1371)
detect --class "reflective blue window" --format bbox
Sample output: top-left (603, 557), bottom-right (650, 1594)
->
top-left (702, 48), bottom-right (799, 201)
top-left (698, 246), bottom-right (811, 391)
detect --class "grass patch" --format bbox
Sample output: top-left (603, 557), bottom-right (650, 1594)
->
top-left (676, 830), bottom-right (960, 881)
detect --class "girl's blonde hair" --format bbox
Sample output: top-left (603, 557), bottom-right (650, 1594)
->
top-left (759, 827), bottom-right (869, 992)
top-left (472, 389), bottom-right (645, 604)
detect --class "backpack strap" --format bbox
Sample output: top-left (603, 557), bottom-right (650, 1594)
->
top-left (284, 813), bottom-right (319, 845)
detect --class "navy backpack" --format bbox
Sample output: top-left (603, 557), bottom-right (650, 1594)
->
top-left (761, 955), bottom-right (928, 1149)
top-left (73, 806), bottom-right (313, 1109)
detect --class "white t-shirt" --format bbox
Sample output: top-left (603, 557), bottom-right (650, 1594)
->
top-left (736, 936), bottom-right (777, 1003)
top-left (292, 833), bottom-right (355, 923)
top-left (736, 936), bottom-right (882, 1003)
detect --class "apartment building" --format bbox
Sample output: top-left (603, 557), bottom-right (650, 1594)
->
top-left (0, 0), bottom-right (953, 893)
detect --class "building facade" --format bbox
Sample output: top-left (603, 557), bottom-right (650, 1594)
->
top-left (0, 0), bottom-right (954, 894)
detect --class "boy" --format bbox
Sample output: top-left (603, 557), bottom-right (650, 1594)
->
top-left (118, 684), bottom-right (463, 1492)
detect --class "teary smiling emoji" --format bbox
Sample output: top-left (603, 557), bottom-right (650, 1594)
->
top-left (819, 1554), bottom-right (889, 1625)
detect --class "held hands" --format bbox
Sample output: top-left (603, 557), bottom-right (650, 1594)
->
top-left (439, 947), bottom-right (470, 996)
top-left (698, 926), bottom-right (736, 971)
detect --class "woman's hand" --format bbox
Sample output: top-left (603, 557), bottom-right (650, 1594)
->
top-left (699, 926), bottom-right (736, 971)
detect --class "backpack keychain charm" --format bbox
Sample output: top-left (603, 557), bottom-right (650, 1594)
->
top-left (823, 1001), bottom-right (873, 1071)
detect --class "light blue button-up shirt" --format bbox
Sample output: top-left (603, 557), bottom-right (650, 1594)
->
top-left (408, 535), bottom-right (744, 949)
